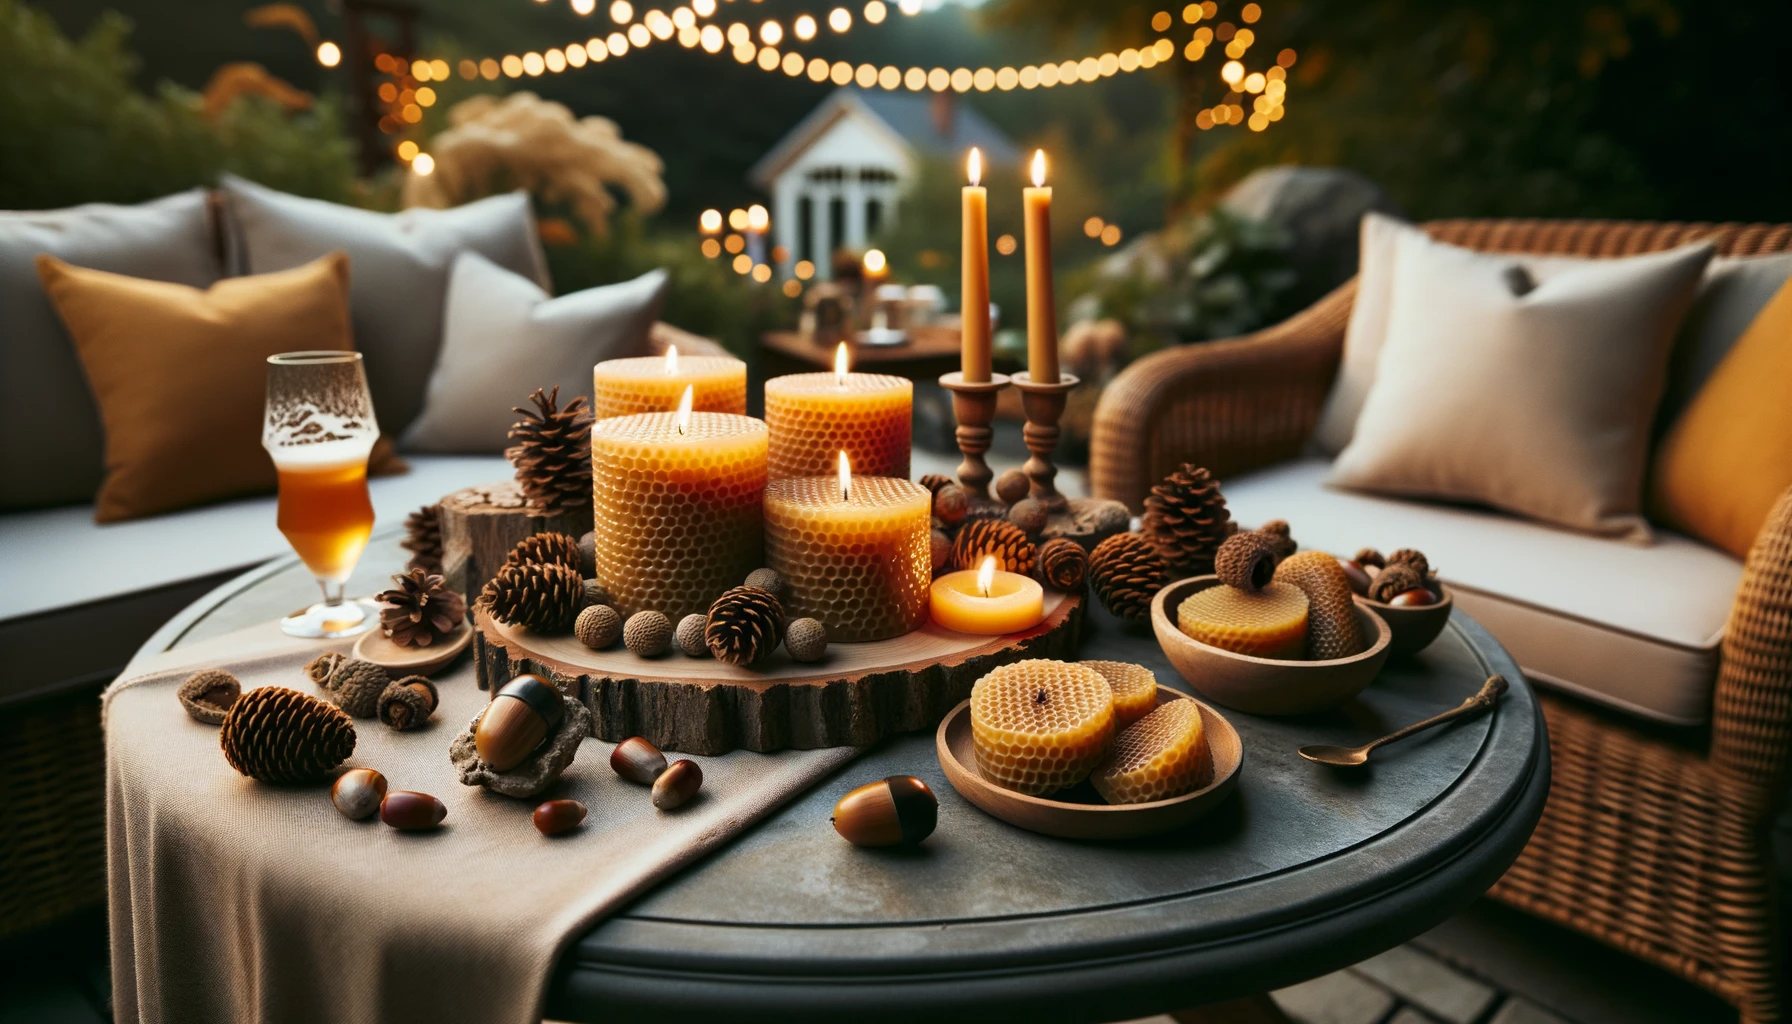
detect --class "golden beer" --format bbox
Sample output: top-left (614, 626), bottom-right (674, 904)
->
top-left (274, 450), bottom-right (374, 583)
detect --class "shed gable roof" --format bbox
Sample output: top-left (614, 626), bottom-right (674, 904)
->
top-left (749, 88), bottom-right (1021, 189)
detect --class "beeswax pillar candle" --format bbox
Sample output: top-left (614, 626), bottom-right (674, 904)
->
top-left (591, 346), bottom-right (747, 421)
top-left (590, 402), bottom-right (768, 621)
top-left (764, 343), bottom-right (913, 480)
top-left (1022, 149), bottom-right (1060, 384)
top-left (763, 457), bottom-right (932, 642)
top-left (961, 147), bottom-right (992, 383)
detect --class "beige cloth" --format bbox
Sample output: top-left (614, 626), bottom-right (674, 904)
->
top-left (105, 622), bottom-right (857, 1024)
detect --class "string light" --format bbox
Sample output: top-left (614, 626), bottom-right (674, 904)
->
top-left (316, 41), bottom-right (341, 67)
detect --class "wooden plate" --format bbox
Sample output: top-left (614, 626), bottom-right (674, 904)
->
top-left (936, 686), bottom-right (1242, 840)
top-left (353, 620), bottom-right (473, 676)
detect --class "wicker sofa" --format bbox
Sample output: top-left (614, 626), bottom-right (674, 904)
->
top-left (1091, 219), bottom-right (1792, 1024)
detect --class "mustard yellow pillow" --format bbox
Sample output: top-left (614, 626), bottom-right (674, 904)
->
top-left (1650, 273), bottom-right (1792, 558)
top-left (37, 252), bottom-right (354, 522)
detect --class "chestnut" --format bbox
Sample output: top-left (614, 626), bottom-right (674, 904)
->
top-left (832, 775), bottom-right (938, 847)
top-left (1390, 588), bottom-right (1435, 607)
top-left (380, 790), bottom-right (446, 831)
top-left (331, 768), bottom-right (387, 820)
top-left (1337, 558), bottom-right (1372, 596)
top-left (533, 799), bottom-right (587, 836)
top-left (611, 736), bottom-right (668, 785)
top-left (477, 675), bottom-right (565, 772)
top-left (651, 759), bottom-right (702, 810)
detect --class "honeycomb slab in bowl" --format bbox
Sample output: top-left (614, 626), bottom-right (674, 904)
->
top-left (971, 660), bottom-right (1114, 796)
top-left (591, 356), bottom-right (747, 421)
top-left (764, 476), bottom-right (931, 642)
top-left (590, 411), bottom-right (767, 621)
top-left (1177, 582), bottom-right (1309, 659)
top-left (1079, 660), bottom-right (1158, 727)
top-left (1092, 699), bottom-right (1212, 805)
top-left (763, 372), bottom-right (912, 480)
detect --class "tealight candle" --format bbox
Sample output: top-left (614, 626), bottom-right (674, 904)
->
top-left (591, 345), bottom-right (747, 421)
top-left (763, 343), bottom-right (912, 480)
top-left (930, 556), bottom-right (1046, 635)
top-left (764, 452), bottom-right (932, 642)
top-left (590, 387), bottom-right (768, 621)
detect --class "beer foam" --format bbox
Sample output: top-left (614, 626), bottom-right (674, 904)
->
top-left (268, 437), bottom-right (373, 469)
top-left (265, 407), bottom-right (376, 469)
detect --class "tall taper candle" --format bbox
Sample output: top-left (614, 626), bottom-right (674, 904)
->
top-left (961, 147), bottom-right (991, 383)
top-left (1022, 149), bottom-right (1059, 384)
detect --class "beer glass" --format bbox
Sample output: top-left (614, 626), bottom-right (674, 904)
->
top-left (263, 352), bottom-right (380, 638)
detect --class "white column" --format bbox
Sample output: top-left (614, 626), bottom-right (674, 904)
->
top-left (845, 176), bottom-right (867, 250)
top-left (772, 178), bottom-right (798, 278)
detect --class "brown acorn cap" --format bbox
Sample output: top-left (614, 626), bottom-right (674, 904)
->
top-left (378, 676), bottom-right (439, 731)
top-left (1214, 532), bottom-right (1279, 592)
top-left (1386, 548), bottom-right (1431, 579)
top-left (1367, 563), bottom-right (1424, 603)
top-left (1354, 547), bottom-right (1387, 569)
top-left (303, 652), bottom-right (390, 718)
top-left (177, 669), bottom-right (241, 725)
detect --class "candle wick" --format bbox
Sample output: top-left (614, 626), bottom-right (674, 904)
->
top-left (1033, 687), bottom-right (1049, 705)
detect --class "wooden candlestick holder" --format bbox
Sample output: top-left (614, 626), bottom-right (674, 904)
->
top-left (1011, 370), bottom-right (1080, 513)
top-left (938, 371), bottom-right (1011, 501)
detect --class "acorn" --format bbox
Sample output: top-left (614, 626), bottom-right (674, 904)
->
top-left (377, 676), bottom-right (439, 731)
top-left (533, 799), bottom-right (587, 836)
top-left (1337, 557), bottom-right (1372, 596)
top-left (610, 736), bottom-right (669, 784)
top-left (476, 675), bottom-right (565, 772)
top-left (1390, 588), bottom-right (1436, 607)
top-left (832, 775), bottom-right (938, 847)
top-left (651, 759), bottom-right (703, 809)
top-left (331, 768), bottom-right (387, 820)
top-left (995, 468), bottom-right (1031, 506)
top-left (380, 790), bottom-right (446, 831)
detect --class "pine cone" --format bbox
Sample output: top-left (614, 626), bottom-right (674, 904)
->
top-left (219, 686), bottom-right (356, 784)
top-left (1089, 533), bottom-right (1169, 621)
top-left (1038, 537), bottom-right (1089, 592)
top-left (918, 474), bottom-right (954, 497)
top-left (951, 519), bottom-right (1037, 575)
top-left (401, 504), bottom-right (443, 573)
top-left (505, 386), bottom-right (593, 515)
top-left (376, 568), bottom-right (466, 648)
top-left (705, 585), bottom-right (784, 666)
top-left (1367, 563), bottom-right (1424, 603)
top-left (303, 652), bottom-right (390, 718)
top-left (1214, 532), bottom-right (1280, 593)
top-left (1141, 464), bottom-right (1233, 577)
top-left (505, 532), bottom-right (582, 572)
top-left (481, 561), bottom-right (584, 632)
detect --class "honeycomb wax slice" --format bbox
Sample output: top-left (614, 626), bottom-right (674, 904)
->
top-left (1092, 698), bottom-right (1211, 805)
top-left (1079, 660), bottom-right (1158, 727)
top-left (970, 660), bottom-right (1115, 796)
top-left (1176, 582), bottom-right (1308, 659)
top-left (1272, 550), bottom-right (1365, 660)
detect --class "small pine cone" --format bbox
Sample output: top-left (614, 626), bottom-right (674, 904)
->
top-left (1354, 548), bottom-right (1387, 569)
top-left (951, 519), bottom-right (1037, 575)
top-left (1140, 464), bottom-right (1232, 577)
top-left (676, 613), bottom-right (710, 657)
top-left (303, 652), bottom-right (390, 718)
top-left (481, 561), bottom-right (584, 632)
top-left (1214, 532), bottom-right (1280, 593)
top-left (1038, 537), bottom-right (1089, 592)
top-left (401, 504), bottom-right (443, 573)
top-left (1008, 498), bottom-right (1048, 535)
top-left (178, 669), bottom-right (241, 725)
top-left (506, 386), bottom-right (593, 515)
top-left (219, 686), bottom-right (356, 784)
top-left (705, 586), bottom-right (784, 666)
top-left (785, 617), bottom-right (828, 663)
top-left (375, 568), bottom-right (466, 648)
top-left (506, 532), bottom-right (582, 572)
top-left (1367, 563), bottom-right (1424, 603)
top-left (575, 604), bottom-right (622, 649)
top-left (934, 484), bottom-right (969, 526)
top-left (918, 474), bottom-right (954, 497)
top-left (1386, 548), bottom-right (1431, 579)
top-left (624, 611), bottom-right (673, 657)
top-left (1089, 533), bottom-right (1170, 622)
top-left (377, 676), bottom-right (439, 731)
top-left (745, 567), bottom-right (787, 599)
top-left (995, 468), bottom-right (1031, 506)
top-left (1256, 519), bottom-right (1298, 561)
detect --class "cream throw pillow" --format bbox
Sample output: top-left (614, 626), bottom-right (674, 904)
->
top-left (1328, 228), bottom-right (1713, 540)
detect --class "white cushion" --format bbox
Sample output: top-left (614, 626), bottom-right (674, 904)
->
top-left (0, 456), bottom-right (512, 621)
top-left (1224, 459), bottom-right (1742, 725)
top-left (402, 254), bottom-right (668, 453)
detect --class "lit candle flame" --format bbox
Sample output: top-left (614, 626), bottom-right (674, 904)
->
top-left (664, 344), bottom-right (678, 375)
top-left (838, 450), bottom-right (851, 502)
top-left (675, 384), bottom-right (693, 435)
top-left (863, 248), bottom-right (886, 276)
top-left (1031, 149), bottom-right (1047, 188)
top-left (967, 147), bottom-right (982, 187)
top-left (978, 555), bottom-right (997, 598)
top-left (834, 341), bottom-right (849, 385)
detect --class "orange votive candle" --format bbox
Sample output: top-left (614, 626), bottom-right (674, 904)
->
top-left (591, 347), bottom-right (747, 421)
top-left (930, 557), bottom-right (1046, 635)
top-left (763, 344), bottom-right (912, 480)
top-left (763, 468), bottom-right (932, 642)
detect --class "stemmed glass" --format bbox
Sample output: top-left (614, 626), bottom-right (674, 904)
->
top-left (263, 352), bottom-right (380, 638)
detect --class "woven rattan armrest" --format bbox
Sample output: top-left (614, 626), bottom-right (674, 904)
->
top-left (1712, 484), bottom-right (1792, 790)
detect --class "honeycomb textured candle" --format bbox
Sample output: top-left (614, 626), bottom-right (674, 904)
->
top-left (763, 372), bottom-right (912, 480)
top-left (764, 476), bottom-right (931, 642)
top-left (590, 412), bottom-right (767, 621)
top-left (1080, 660), bottom-right (1158, 726)
top-left (971, 660), bottom-right (1114, 795)
top-left (1177, 583), bottom-right (1309, 658)
top-left (1092, 699), bottom-right (1211, 805)
top-left (590, 356), bottom-right (747, 421)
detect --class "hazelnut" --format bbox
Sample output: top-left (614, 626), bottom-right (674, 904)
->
top-left (929, 529), bottom-right (950, 573)
top-left (610, 736), bottom-right (668, 785)
top-left (832, 775), bottom-right (938, 847)
top-left (331, 768), bottom-right (387, 820)
top-left (651, 759), bottom-right (703, 810)
top-left (1008, 498), bottom-right (1048, 535)
top-left (533, 799), bottom-right (587, 836)
top-left (995, 468), bottom-right (1031, 506)
top-left (934, 484), bottom-right (969, 526)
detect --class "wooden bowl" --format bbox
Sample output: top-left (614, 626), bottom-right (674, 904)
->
top-left (353, 620), bottom-right (473, 676)
top-left (1149, 576), bottom-right (1392, 716)
top-left (1360, 583), bottom-right (1453, 659)
top-left (936, 686), bottom-right (1241, 841)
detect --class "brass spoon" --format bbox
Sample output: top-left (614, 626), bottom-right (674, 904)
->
top-left (1299, 675), bottom-right (1508, 767)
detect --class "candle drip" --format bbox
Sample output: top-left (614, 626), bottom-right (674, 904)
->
top-left (664, 344), bottom-right (678, 375)
top-left (675, 385), bottom-right (693, 435)
top-left (834, 341), bottom-right (849, 387)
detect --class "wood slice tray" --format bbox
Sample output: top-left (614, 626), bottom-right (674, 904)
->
top-left (474, 592), bottom-right (1084, 755)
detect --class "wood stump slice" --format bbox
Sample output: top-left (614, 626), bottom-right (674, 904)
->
top-left (473, 593), bottom-right (1084, 755)
top-left (1041, 497), bottom-right (1132, 552)
top-left (438, 481), bottom-right (594, 598)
